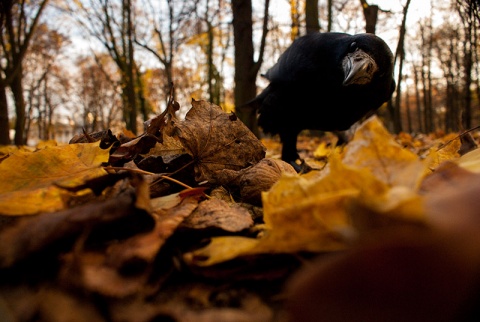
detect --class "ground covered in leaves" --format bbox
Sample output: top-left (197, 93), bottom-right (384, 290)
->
top-left (1, 99), bottom-right (480, 322)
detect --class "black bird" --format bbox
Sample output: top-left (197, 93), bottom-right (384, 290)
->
top-left (253, 32), bottom-right (395, 172)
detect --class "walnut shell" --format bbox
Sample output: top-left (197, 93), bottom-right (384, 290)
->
top-left (238, 158), bottom-right (296, 205)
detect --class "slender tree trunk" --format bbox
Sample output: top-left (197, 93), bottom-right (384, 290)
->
top-left (412, 64), bottom-right (423, 133)
top-left (359, 0), bottom-right (379, 34)
top-left (305, 0), bottom-right (320, 34)
top-left (135, 67), bottom-right (148, 121)
top-left (125, 0), bottom-right (137, 133)
top-left (461, 8), bottom-right (473, 130)
top-left (0, 82), bottom-right (10, 144)
top-left (232, 0), bottom-right (258, 135)
top-left (11, 71), bottom-right (26, 145)
top-left (206, 20), bottom-right (217, 104)
top-left (391, 0), bottom-right (412, 133)
top-left (405, 88), bottom-right (412, 133)
top-left (231, 0), bottom-right (269, 137)
top-left (327, 0), bottom-right (333, 31)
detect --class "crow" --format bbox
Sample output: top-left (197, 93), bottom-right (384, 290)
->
top-left (253, 32), bottom-right (395, 172)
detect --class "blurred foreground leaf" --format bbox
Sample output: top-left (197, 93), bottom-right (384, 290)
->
top-left (0, 142), bottom-right (109, 215)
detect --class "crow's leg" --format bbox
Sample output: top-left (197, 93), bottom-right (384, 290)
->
top-left (280, 130), bottom-right (300, 162)
top-left (280, 130), bottom-right (312, 173)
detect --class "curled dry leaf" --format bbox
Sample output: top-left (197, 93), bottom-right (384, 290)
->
top-left (109, 98), bottom-right (180, 166)
top-left (181, 198), bottom-right (253, 233)
top-left (215, 158), bottom-right (296, 205)
top-left (59, 189), bottom-right (204, 298)
top-left (174, 100), bottom-right (266, 184)
top-left (0, 186), bottom-right (153, 269)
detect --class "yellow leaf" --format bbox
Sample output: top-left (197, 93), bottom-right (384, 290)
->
top-left (185, 236), bottom-right (261, 266)
top-left (424, 133), bottom-right (461, 171)
top-left (0, 143), bottom-right (110, 215)
top-left (342, 116), bottom-right (426, 189)
top-left (313, 141), bottom-right (331, 159)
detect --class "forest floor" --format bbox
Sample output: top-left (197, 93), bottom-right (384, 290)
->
top-left (1, 102), bottom-right (480, 322)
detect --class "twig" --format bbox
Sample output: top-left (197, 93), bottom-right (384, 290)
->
top-left (436, 125), bottom-right (480, 151)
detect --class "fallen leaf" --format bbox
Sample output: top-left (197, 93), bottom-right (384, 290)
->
top-left (214, 158), bottom-right (296, 205)
top-left (59, 189), bottom-right (203, 298)
top-left (0, 284), bottom-right (104, 322)
top-left (0, 142), bottom-right (110, 215)
top-left (174, 100), bottom-right (266, 184)
top-left (0, 184), bottom-right (153, 268)
top-left (342, 116), bottom-right (426, 189)
top-left (181, 198), bottom-right (253, 232)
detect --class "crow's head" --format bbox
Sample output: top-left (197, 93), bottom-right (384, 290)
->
top-left (341, 33), bottom-right (394, 86)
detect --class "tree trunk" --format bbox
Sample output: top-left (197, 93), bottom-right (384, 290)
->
top-left (405, 87), bottom-right (412, 133)
top-left (359, 0), bottom-right (378, 34)
top-left (412, 64), bottom-right (423, 133)
top-left (305, 0), bottom-right (320, 34)
top-left (460, 2), bottom-right (474, 130)
top-left (391, 0), bottom-right (412, 133)
top-left (327, 0), bottom-right (333, 31)
top-left (125, 0), bottom-right (137, 133)
top-left (232, 0), bottom-right (258, 135)
top-left (231, 0), bottom-right (269, 137)
top-left (0, 82), bottom-right (10, 144)
top-left (11, 72), bottom-right (26, 145)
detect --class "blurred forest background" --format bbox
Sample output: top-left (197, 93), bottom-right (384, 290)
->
top-left (0, 0), bottom-right (479, 146)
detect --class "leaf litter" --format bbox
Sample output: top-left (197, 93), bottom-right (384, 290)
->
top-left (1, 98), bottom-right (480, 321)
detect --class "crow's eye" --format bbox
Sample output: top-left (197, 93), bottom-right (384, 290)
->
top-left (349, 42), bottom-right (357, 52)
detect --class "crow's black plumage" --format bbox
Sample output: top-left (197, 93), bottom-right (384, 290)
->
top-left (253, 32), bottom-right (395, 172)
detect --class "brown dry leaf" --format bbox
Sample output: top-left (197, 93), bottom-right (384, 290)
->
top-left (174, 99), bottom-right (266, 184)
top-left (60, 189), bottom-right (203, 298)
top-left (181, 197), bottom-right (253, 232)
top-left (0, 142), bottom-right (110, 215)
top-left (142, 134), bottom-right (186, 160)
top-left (108, 283), bottom-right (274, 322)
top-left (0, 285), bottom-right (105, 322)
top-left (0, 185), bottom-right (153, 268)
top-left (109, 97), bottom-right (180, 165)
top-left (214, 158), bottom-right (296, 205)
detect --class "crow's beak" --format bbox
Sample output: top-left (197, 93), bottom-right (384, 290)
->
top-left (342, 49), bottom-right (378, 86)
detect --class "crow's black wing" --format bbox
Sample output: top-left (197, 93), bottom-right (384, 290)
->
top-left (264, 32), bottom-right (353, 84)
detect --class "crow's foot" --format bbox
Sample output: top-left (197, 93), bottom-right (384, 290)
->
top-left (289, 158), bottom-right (313, 174)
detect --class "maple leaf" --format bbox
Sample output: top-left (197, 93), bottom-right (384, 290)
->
top-left (173, 100), bottom-right (266, 184)
top-left (0, 142), bottom-right (110, 215)
top-left (341, 115), bottom-right (426, 189)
